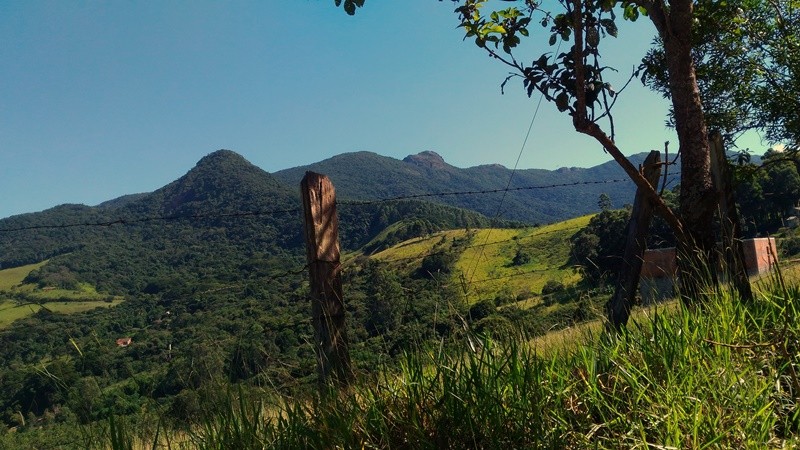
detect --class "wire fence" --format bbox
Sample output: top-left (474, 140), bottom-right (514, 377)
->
top-left (0, 172), bottom-right (686, 302)
top-left (0, 176), bottom-right (654, 233)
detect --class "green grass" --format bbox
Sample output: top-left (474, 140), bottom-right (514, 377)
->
top-left (44, 299), bottom-right (124, 313)
top-left (0, 300), bottom-right (123, 329)
top-left (371, 217), bottom-right (589, 305)
top-left (0, 261), bottom-right (46, 290)
top-left (0, 302), bottom-right (42, 328)
top-left (12, 281), bottom-right (109, 300)
top-left (80, 279), bottom-right (800, 449)
top-left (372, 229), bottom-right (472, 262)
top-left (0, 262), bottom-right (124, 328)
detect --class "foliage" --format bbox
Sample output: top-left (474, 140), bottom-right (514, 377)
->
top-left (597, 192), bottom-right (612, 211)
top-left (570, 209), bottom-right (629, 281)
top-left (641, 0), bottom-right (800, 145)
top-left (273, 150), bottom-right (647, 225)
top-left (780, 234), bottom-right (800, 259)
top-left (55, 285), bottom-right (800, 448)
top-left (334, 0), bottom-right (364, 16)
top-left (468, 298), bottom-right (496, 322)
top-left (511, 247), bottom-right (531, 266)
top-left (735, 149), bottom-right (800, 235)
top-left (540, 279), bottom-right (565, 296)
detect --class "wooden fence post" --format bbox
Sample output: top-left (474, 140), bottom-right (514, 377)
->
top-left (709, 131), bottom-right (754, 302)
top-left (607, 150), bottom-right (662, 330)
top-left (301, 171), bottom-right (352, 388)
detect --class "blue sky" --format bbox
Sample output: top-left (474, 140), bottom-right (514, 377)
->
top-left (0, 1), bottom-right (769, 219)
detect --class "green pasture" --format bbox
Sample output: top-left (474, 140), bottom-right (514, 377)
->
top-left (371, 218), bottom-right (589, 304)
top-left (0, 261), bottom-right (46, 290)
top-left (456, 216), bottom-right (589, 303)
top-left (0, 262), bottom-right (124, 329)
top-left (0, 301), bottom-right (42, 328)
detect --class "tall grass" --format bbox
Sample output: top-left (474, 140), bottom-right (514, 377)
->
top-left (87, 281), bottom-right (800, 449)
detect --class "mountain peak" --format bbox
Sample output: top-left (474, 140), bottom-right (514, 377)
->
top-left (138, 149), bottom-right (292, 216)
top-left (403, 151), bottom-right (449, 170)
top-left (195, 149), bottom-right (249, 168)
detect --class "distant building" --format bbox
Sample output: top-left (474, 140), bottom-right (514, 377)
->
top-left (116, 337), bottom-right (132, 347)
top-left (639, 237), bottom-right (777, 303)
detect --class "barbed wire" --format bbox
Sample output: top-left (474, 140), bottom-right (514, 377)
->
top-left (0, 174), bottom-right (663, 234)
top-left (194, 264), bottom-right (309, 296)
top-left (337, 178), bottom-right (633, 207)
top-left (468, 265), bottom-right (576, 285)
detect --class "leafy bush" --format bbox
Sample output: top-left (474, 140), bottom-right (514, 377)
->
top-left (780, 235), bottom-right (800, 257)
top-left (541, 280), bottom-right (565, 296)
top-left (468, 299), bottom-right (496, 322)
top-left (511, 248), bottom-right (531, 266)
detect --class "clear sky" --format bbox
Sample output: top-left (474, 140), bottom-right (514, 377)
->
top-left (0, 1), bottom-right (770, 219)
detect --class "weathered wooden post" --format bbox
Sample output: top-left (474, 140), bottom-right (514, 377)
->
top-left (301, 171), bottom-right (352, 388)
top-left (709, 131), bottom-right (754, 302)
top-left (607, 150), bottom-right (662, 330)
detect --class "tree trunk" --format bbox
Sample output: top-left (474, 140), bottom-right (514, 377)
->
top-left (660, 0), bottom-right (718, 302)
top-left (709, 131), bottom-right (754, 302)
top-left (301, 172), bottom-right (353, 389)
top-left (607, 150), bottom-right (662, 329)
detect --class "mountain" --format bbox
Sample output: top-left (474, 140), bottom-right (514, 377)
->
top-left (0, 149), bottom-right (631, 435)
top-left (273, 150), bottom-right (649, 224)
top-left (0, 150), bottom-right (498, 292)
top-left (0, 150), bottom-right (513, 429)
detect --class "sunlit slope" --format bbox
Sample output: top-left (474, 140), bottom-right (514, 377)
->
top-left (371, 215), bottom-right (591, 304)
top-left (458, 216), bottom-right (589, 302)
top-left (0, 261), bottom-right (123, 328)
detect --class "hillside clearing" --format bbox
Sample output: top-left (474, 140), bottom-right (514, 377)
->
top-left (371, 217), bottom-right (590, 304)
top-left (0, 262), bottom-right (124, 328)
top-left (0, 261), bottom-right (46, 290)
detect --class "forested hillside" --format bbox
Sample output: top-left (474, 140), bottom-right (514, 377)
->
top-left (274, 150), bottom-right (646, 224)
top-left (0, 150), bottom-right (532, 437)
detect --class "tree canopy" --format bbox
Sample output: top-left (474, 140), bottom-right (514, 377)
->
top-left (641, 0), bottom-right (800, 146)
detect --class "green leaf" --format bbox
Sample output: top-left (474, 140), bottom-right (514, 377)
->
top-left (623, 4), bottom-right (639, 21)
top-left (600, 19), bottom-right (618, 37)
top-left (555, 92), bottom-right (570, 112)
top-left (483, 24), bottom-right (507, 34)
top-left (536, 54), bottom-right (549, 69)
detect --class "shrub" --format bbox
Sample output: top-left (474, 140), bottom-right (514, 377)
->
top-left (469, 299), bottom-right (496, 322)
top-left (512, 248), bottom-right (531, 266)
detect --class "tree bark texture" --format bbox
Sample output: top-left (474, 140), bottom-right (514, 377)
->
top-left (607, 150), bottom-right (662, 330)
top-left (301, 171), bottom-right (352, 388)
top-left (660, 0), bottom-right (718, 301)
top-left (709, 132), bottom-right (754, 302)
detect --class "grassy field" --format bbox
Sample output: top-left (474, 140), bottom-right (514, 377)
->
top-left (457, 216), bottom-right (588, 303)
top-left (0, 300), bottom-right (42, 328)
top-left (0, 261), bottom-right (46, 290)
top-left (0, 261), bottom-right (123, 328)
top-left (371, 216), bottom-right (590, 305)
